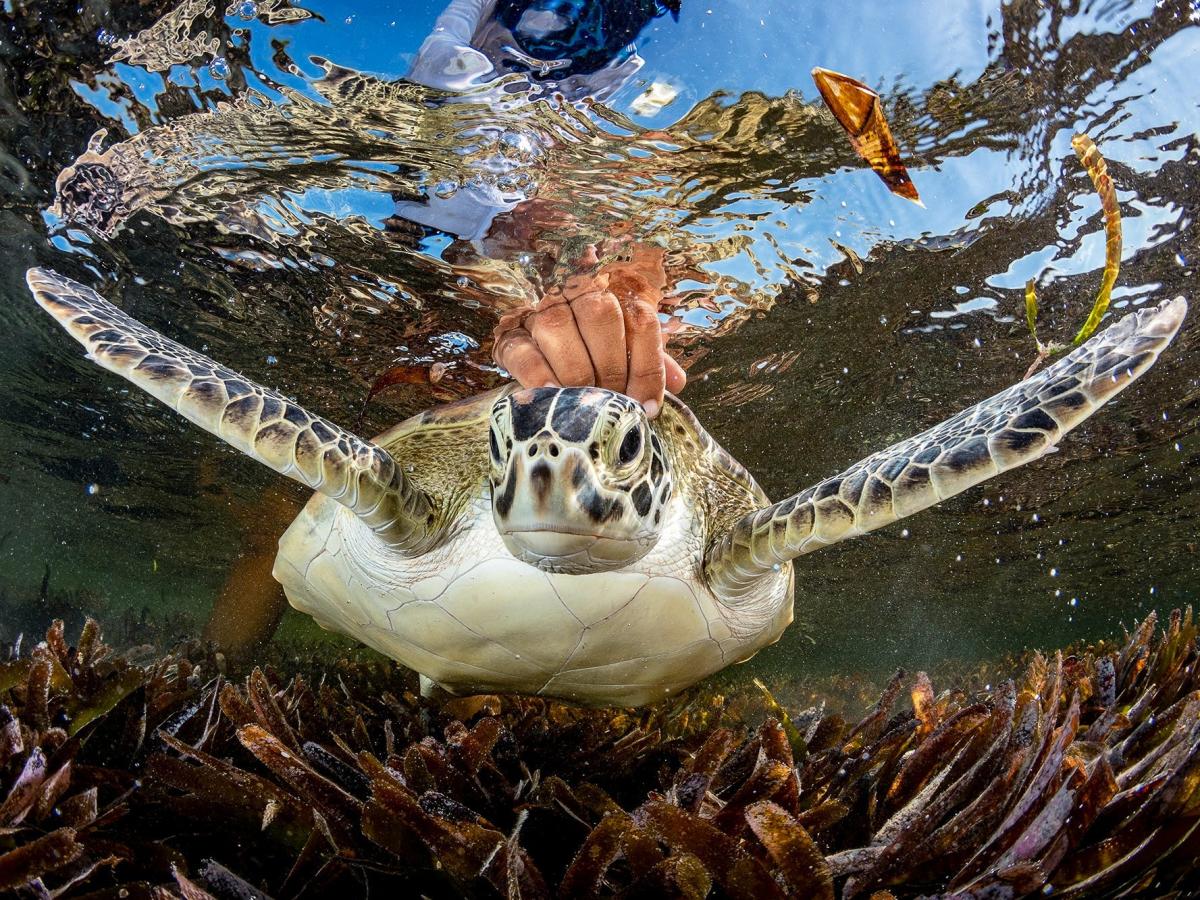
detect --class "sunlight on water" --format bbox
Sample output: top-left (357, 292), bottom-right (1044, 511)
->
top-left (0, 0), bottom-right (1196, 681)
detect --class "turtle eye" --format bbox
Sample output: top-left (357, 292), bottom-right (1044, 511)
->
top-left (488, 428), bottom-right (503, 465)
top-left (617, 425), bottom-right (643, 466)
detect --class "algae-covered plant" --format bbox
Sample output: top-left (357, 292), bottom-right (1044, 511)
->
top-left (2, 610), bottom-right (1199, 898)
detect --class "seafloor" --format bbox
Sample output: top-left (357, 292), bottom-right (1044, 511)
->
top-left (2, 607), bottom-right (1199, 899)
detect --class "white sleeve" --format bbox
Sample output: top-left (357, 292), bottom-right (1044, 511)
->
top-left (406, 0), bottom-right (499, 90)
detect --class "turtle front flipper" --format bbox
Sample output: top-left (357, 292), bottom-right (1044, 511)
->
top-left (27, 268), bottom-right (438, 553)
top-left (707, 296), bottom-right (1187, 601)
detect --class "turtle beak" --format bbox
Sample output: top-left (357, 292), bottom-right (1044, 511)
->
top-left (492, 442), bottom-right (653, 574)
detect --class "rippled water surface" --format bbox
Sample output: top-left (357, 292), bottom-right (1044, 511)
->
top-left (1, 0), bottom-right (1197, 686)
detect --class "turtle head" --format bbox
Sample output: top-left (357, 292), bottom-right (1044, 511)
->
top-left (488, 387), bottom-right (672, 574)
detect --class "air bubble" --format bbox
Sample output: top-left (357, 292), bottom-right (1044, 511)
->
top-left (209, 57), bottom-right (230, 79)
top-left (433, 181), bottom-right (458, 199)
top-left (234, 0), bottom-right (258, 19)
top-left (86, 483), bottom-right (99, 496)
top-left (265, 354), bottom-right (278, 365)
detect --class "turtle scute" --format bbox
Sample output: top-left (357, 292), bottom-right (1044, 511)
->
top-left (2, 611), bottom-right (1199, 897)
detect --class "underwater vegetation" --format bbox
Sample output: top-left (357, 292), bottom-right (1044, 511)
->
top-left (2, 612), bottom-right (1200, 898)
top-left (0, 568), bottom-right (194, 660)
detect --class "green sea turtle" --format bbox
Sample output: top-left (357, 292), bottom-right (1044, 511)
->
top-left (27, 268), bottom-right (1186, 706)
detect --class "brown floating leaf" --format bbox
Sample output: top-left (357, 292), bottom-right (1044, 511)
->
top-left (812, 67), bottom-right (921, 204)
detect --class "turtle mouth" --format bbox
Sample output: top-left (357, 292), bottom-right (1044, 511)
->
top-left (500, 529), bottom-right (650, 574)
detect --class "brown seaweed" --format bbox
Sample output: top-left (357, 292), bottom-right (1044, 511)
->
top-left (1, 609), bottom-right (1199, 898)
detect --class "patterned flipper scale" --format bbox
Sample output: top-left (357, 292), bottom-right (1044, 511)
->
top-left (706, 296), bottom-right (1187, 601)
top-left (27, 268), bottom-right (436, 552)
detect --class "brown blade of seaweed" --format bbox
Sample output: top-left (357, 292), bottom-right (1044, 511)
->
top-left (636, 799), bottom-right (787, 900)
top-left (0, 707), bottom-right (22, 769)
top-left (991, 765), bottom-right (1087, 873)
top-left (236, 725), bottom-right (361, 832)
top-left (66, 667), bottom-right (145, 737)
top-left (0, 827), bottom-right (81, 891)
top-left (910, 672), bottom-right (938, 738)
top-left (811, 67), bottom-right (921, 204)
top-left (23, 650), bottom-right (53, 732)
top-left (356, 753), bottom-right (430, 864)
top-left (31, 760), bottom-right (72, 822)
top-left (619, 852), bottom-right (713, 900)
top-left (951, 693), bottom-right (1081, 887)
top-left (446, 716), bottom-right (503, 775)
top-left (559, 813), bottom-right (633, 896)
top-left (44, 851), bottom-right (122, 897)
top-left (155, 731), bottom-right (295, 811)
top-left (45, 619), bottom-right (69, 665)
top-left (171, 865), bottom-right (219, 900)
top-left (302, 741), bottom-right (371, 798)
top-left (247, 668), bottom-right (302, 755)
top-left (76, 617), bottom-right (103, 668)
top-left (752, 681), bottom-right (804, 755)
top-left (845, 670), bottom-right (906, 750)
top-left (673, 727), bottom-right (737, 813)
top-left (0, 747), bottom-right (47, 825)
top-left (744, 800), bottom-right (834, 900)
top-left (1116, 692), bottom-right (1200, 789)
top-left (481, 809), bottom-right (551, 900)
top-left (198, 859), bottom-right (280, 900)
top-left (826, 846), bottom-right (886, 879)
top-left (146, 753), bottom-right (311, 848)
top-left (217, 681), bottom-right (257, 729)
top-left (1037, 755), bottom-right (1117, 877)
top-left (361, 757), bottom-right (505, 889)
top-left (1054, 814), bottom-right (1200, 897)
top-left (56, 786), bottom-right (98, 828)
top-left (712, 749), bottom-right (793, 831)
top-left (886, 702), bottom-right (991, 805)
top-left (846, 732), bottom-right (1006, 898)
top-left (796, 800), bottom-right (850, 835)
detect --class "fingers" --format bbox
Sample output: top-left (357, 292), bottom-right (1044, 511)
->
top-left (623, 298), bottom-right (667, 416)
top-left (493, 322), bottom-right (558, 389)
top-left (527, 301), bottom-right (595, 387)
top-left (491, 268), bottom-right (681, 420)
top-left (572, 289), bottom-right (628, 391)
top-left (666, 354), bottom-right (687, 395)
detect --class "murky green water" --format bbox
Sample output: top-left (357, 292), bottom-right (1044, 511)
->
top-left (1, 0), bottom-right (1196, 687)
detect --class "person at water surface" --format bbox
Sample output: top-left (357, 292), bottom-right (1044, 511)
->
top-left (205, 0), bottom-right (684, 656)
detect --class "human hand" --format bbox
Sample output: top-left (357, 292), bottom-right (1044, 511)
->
top-left (491, 247), bottom-right (687, 417)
